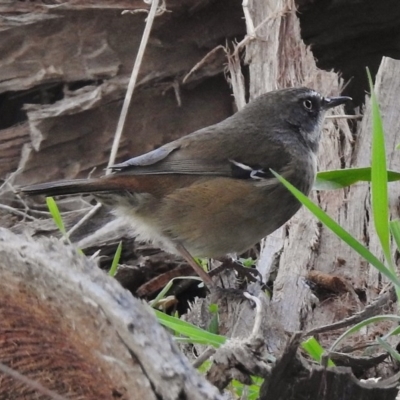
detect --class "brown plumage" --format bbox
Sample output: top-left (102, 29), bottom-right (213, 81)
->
top-left (20, 88), bottom-right (351, 285)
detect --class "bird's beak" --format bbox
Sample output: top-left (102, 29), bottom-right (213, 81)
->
top-left (322, 96), bottom-right (352, 110)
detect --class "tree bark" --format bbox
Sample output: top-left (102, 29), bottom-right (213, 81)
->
top-left (0, 228), bottom-right (225, 400)
top-left (247, 0), bottom-right (400, 384)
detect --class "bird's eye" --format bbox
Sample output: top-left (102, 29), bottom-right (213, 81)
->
top-left (303, 99), bottom-right (313, 110)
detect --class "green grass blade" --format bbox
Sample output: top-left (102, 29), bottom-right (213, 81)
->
top-left (367, 68), bottom-right (392, 269)
top-left (301, 337), bottom-right (335, 366)
top-left (381, 324), bottom-right (400, 340)
top-left (154, 309), bottom-right (226, 347)
top-left (46, 197), bottom-right (67, 235)
top-left (232, 378), bottom-right (263, 400)
top-left (207, 304), bottom-right (219, 334)
top-left (149, 279), bottom-right (175, 308)
top-left (271, 170), bottom-right (400, 286)
top-left (376, 338), bottom-right (400, 363)
top-left (390, 220), bottom-right (400, 252)
top-left (314, 168), bottom-right (400, 190)
top-left (330, 315), bottom-right (400, 352)
top-left (109, 241), bottom-right (122, 277)
top-left (149, 276), bottom-right (202, 308)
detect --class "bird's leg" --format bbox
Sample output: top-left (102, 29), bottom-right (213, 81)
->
top-left (175, 246), bottom-right (256, 302)
top-left (174, 243), bottom-right (215, 287)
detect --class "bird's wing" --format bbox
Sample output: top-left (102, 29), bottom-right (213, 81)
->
top-left (110, 124), bottom-right (292, 179)
top-left (110, 146), bottom-right (232, 176)
top-left (110, 145), bottom-right (180, 171)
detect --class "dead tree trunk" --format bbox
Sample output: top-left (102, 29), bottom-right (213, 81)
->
top-left (249, 0), bottom-right (400, 363)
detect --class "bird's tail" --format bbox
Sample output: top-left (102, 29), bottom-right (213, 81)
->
top-left (19, 179), bottom-right (113, 197)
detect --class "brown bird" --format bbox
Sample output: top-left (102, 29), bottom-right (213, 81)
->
top-left (20, 88), bottom-right (351, 285)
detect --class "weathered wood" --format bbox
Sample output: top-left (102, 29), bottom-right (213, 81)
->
top-left (0, 1), bottom-right (244, 184)
top-left (0, 123), bottom-right (30, 177)
top-left (0, 228), bottom-right (224, 400)
top-left (301, 57), bottom-right (400, 344)
top-left (260, 334), bottom-right (398, 400)
top-left (245, 0), bottom-right (400, 388)
top-left (245, 0), bottom-right (351, 334)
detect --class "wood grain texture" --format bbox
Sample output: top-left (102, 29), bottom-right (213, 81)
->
top-left (0, 1), bottom-right (243, 185)
top-left (0, 228), bottom-right (224, 400)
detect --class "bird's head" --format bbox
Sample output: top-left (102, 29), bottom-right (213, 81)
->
top-left (242, 87), bottom-right (352, 154)
top-left (274, 87), bottom-right (351, 153)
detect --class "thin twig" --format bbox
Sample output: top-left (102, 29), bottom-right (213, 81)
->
top-left (0, 168), bottom-right (22, 194)
top-left (107, 0), bottom-right (160, 173)
top-left (89, 249), bottom-right (102, 260)
top-left (182, 45), bottom-right (226, 84)
top-left (122, 0), bottom-right (168, 16)
top-left (0, 170), bottom-right (37, 220)
top-left (228, 51), bottom-right (247, 111)
top-left (0, 204), bottom-right (35, 221)
top-left (192, 347), bottom-right (216, 368)
top-left (5, 177), bottom-right (36, 217)
top-left (232, 0), bottom-right (255, 83)
top-left (23, 207), bottom-right (93, 217)
top-left (233, 4), bottom-right (291, 57)
top-left (172, 80), bottom-right (182, 107)
top-left (325, 114), bottom-right (362, 120)
top-left (228, 3), bottom-right (291, 109)
top-left (66, 202), bottom-right (102, 237)
top-left (242, 0), bottom-right (255, 37)
top-left (243, 292), bottom-right (263, 337)
top-left (0, 362), bottom-right (68, 400)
